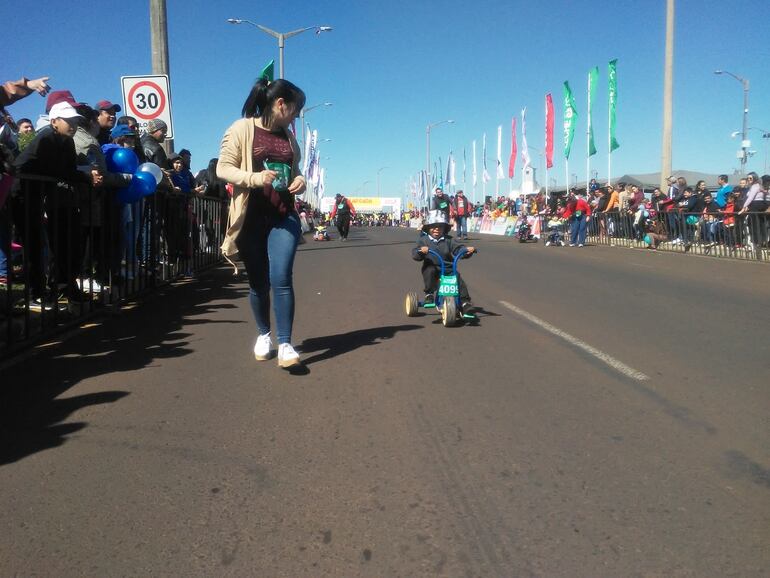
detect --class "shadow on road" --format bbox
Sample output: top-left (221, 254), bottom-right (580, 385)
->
top-left (299, 324), bottom-right (422, 365)
top-left (0, 266), bottom-right (247, 467)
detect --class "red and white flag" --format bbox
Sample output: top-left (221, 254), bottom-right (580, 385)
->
top-left (545, 93), bottom-right (554, 169)
top-left (508, 117), bottom-right (517, 178)
top-left (521, 108), bottom-right (531, 171)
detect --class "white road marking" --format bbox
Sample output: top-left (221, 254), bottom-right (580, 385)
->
top-left (499, 300), bottom-right (650, 381)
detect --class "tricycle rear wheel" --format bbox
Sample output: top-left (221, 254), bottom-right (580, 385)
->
top-left (405, 292), bottom-right (418, 317)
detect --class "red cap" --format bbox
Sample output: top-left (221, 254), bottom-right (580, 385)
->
top-left (45, 90), bottom-right (79, 113)
top-left (95, 100), bottom-right (122, 112)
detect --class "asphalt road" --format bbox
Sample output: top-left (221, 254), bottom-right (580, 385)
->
top-left (1, 226), bottom-right (768, 577)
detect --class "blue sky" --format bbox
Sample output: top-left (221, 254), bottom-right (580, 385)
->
top-left (5, 0), bottom-right (769, 202)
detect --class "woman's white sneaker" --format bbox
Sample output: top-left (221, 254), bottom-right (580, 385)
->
top-left (253, 332), bottom-right (274, 361)
top-left (278, 343), bottom-right (301, 368)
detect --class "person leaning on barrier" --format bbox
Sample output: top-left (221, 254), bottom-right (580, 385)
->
top-left (14, 102), bottom-right (101, 305)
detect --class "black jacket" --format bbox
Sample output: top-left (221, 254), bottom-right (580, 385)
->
top-left (431, 194), bottom-right (451, 218)
top-left (14, 129), bottom-right (87, 184)
top-left (140, 134), bottom-right (168, 169)
top-left (412, 233), bottom-right (469, 267)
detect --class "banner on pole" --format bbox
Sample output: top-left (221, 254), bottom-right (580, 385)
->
top-left (609, 59), bottom-right (620, 152)
top-left (588, 66), bottom-right (598, 157)
top-left (563, 81), bottom-right (578, 160)
top-left (545, 94), bottom-right (554, 169)
top-left (508, 117), bottom-right (517, 178)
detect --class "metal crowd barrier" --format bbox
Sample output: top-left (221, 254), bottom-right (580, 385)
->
top-left (1, 173), bottom-right (227, 358)
top-left (585, 210), bottom-right (770, 261)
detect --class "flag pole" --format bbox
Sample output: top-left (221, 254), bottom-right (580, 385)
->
top-left (608, 77), bottom-right (612, 187)
top-left (586, 70), bottom-right (591, 194)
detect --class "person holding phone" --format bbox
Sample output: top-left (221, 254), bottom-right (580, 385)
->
top-left (217, 78), bottom-right (306, 368)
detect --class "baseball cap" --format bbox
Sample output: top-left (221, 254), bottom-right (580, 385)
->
top-left (46, 90), bottom-right (80, 113)
top-left (96, 100), bottom-right (122, 112)
top-left (48, 102), bottom-right (83, 121)
top-left (110, 124), bottom-right (136, 139)
top-left (146, 119), bottom-right (167, 134)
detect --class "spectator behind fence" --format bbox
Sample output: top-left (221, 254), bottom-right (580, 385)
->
top-left (14, 102), bottom-right (100, 306)
top-left (74, 106), bottom-right (133, 290)
top-left (95, 100), bottom-right (121, 145)
top-left (141, 119), bottom-right (170, 172)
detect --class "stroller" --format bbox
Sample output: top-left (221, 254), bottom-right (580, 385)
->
top-left (545, 218), bottom-right (566, 246)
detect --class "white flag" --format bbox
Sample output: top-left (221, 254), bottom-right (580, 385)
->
top-left (311, 148), bottom-right (321, 186)
top-left (496, 124), bottom-right (505, 180)
top-left (482, 133), bottom-right (491, 183)
top-left (472, 140), bottom-right (477, 187)
top-left (521, 108), bottom-right (531, 170)
top-left (302, 126), bottom-right (312, 175)
top-left (447, 151), bottom-right (456, 186)
top-left (306, 129), bottom-right (318, 182)
top-left (318, 167), bottom-right (325, 198)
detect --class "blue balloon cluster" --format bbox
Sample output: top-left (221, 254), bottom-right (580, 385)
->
top-left (102, 146), bottom-right (162, 204)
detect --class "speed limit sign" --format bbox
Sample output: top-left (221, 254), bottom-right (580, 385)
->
top-left (121, 74), bottom-right (174, 138)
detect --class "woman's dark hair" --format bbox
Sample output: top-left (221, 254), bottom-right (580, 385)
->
top-left (117, 115), bottom-right (137, 125)
top-left (242, 78), bottom-right (306, 123)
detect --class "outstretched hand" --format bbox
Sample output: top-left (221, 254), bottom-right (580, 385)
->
top-left (27, 77), bottom-right (51, 96)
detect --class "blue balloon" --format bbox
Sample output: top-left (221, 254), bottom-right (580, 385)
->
top-left (132, 170), bottom-right (157, 196)
top-left (106, 147), bottom-right (139, 174)
top-left (117, 178), bottom-right (143, 204)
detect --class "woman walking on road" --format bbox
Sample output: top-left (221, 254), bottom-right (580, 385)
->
top-left (217, 78), bottom-right (307, 368)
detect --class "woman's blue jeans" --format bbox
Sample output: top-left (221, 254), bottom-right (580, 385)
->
top-left (236, 212), bottom-right (301, 345)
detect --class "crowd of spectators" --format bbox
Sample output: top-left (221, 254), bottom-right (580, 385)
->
top-left (0, 77), bottom-right (229, 313)
top-left (404, 174), bottom-right (770, 255)
top-left (573, 175), bottom-right (770, 252)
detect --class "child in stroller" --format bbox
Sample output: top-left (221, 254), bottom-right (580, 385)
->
top-left (545, 217), bottom-right (566, 246)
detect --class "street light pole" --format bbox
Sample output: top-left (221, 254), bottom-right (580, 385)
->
top-left (226, 19), bottom-right (332, 79)
top-left (715, 69), bottom-right (750, 175)
top-left (426, 119), bottom-right (454, 209)
top-left (299, 102), bottom-right (333, 151)
top-left (660, 0), bottom-right (674, 190)
top-left (377, 166), bottom-right (390, 197)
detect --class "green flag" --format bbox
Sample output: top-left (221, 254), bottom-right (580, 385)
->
top-left (563, 81), bottom-right (578, 160)
top-left (608, 59), bottom-right (620, 152)
top-left (259, 59), bottom-right (274, 82)
top-left (588, 66), bottom-right (598, 157)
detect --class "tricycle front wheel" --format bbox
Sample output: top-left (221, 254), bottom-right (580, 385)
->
top-left (441, 298), bottom-right (457, 327)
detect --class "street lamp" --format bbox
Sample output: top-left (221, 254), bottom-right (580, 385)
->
top-left (426, 119), bottom-right (454, 205)
top-left (356, 180), bottom-right (371, 194)
top-left (714, 69), bottom-right (750, 175)
top-left (226, 19), bottom-right (332, 79)
top-left (300, 102), bottom-right (333, 149)
top-left (377, 166), bottom-right (390, 197)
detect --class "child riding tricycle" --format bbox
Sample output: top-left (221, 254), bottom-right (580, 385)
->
top-left (405, 210), bottom-right (477, 327)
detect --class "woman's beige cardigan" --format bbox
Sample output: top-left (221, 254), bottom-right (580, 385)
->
top-left (216, 117), bottom-right (304, 268)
